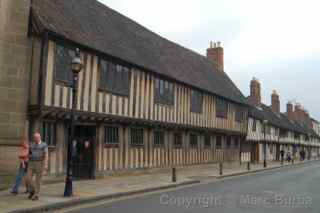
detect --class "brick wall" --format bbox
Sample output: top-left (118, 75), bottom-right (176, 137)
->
top-left (0, 0), bottom-right (31, 171)
top-left (248, 78), bottom-right (261, 105)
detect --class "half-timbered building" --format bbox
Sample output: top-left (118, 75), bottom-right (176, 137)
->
top-left (245, 78), bottom-right (320, 163)
top-left (1, 0), bottom-right (319, 178)
top-left (15, 0), bottom-right (251, 178)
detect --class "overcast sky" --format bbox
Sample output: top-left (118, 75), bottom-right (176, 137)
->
top-left (100, 0), bottom-right (320, 120)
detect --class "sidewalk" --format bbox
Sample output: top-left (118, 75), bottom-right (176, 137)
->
top-left (0, 159), bottom-right (317, 213)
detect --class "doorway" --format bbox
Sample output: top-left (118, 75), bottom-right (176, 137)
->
top-left (71, 125), bottom-right (96, 179)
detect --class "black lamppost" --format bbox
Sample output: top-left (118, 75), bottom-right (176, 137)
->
top-left (263, 119), bottom-right (268, 168)
top-left (308, 133), bottom-right (311, 160)
top-left (64, 49), bottom-right (83, 197)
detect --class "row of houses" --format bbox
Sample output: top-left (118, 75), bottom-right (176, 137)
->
top-left (0, 0), bottom-right (319, 179)
top-left (245, 79), bottom-right (320, 163)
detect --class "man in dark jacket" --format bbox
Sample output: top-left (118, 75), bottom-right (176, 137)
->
top-left (280, 150), bottom-right (285, 164)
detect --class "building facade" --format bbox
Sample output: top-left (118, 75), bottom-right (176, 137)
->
top-left (0, 0), bottom-right (249, 177)
top-left (0, 0), bottom-right (318, 178)
top-left (312, 119), bottom-right (320, 137)
top-left (246, 78), bottom-right (320, 163)
top-left (0, 0), bottom-right (31, 170)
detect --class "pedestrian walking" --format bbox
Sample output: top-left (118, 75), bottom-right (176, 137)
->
top-left (280, 149), bottom-right (285, 163)
top-left (10, 136), bottom-right (30, 195)
top-left (26, 132), bottom-right (48, 201)
top-left (302, 150), bottom-right (306, 161)
top-left (286, 151), bottom-right (291, 162)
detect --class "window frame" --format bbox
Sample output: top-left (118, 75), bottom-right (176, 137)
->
top-left (190, 90), bottom-right (203, 113)
top-left (233, 137), bottom-right (239, 148)
top-left (204, 134), bottom-right (211, 148)
top-left (154, 78), bottom-right (174, 106)
top-left (41, 122), bottom-right (57, 147)
top-left (104, 126), bottom-right (119, 147)
top-left (54, 43), bottom-right (76, 86)
top-left (226, 136), bottom-right (232, 148)
top-left (235, 107), bottom-right (245, 122)
top-left (189, 133), bottom-right (198, 148)
top-left (153, 130), bottom-right (165, 147)
top-left (173, 132), bottom-right (183, 148)
top-left (130, 128), bottom-right (144, 147)
top-left (216, 135), bottom-right (222, 149)
top-left (216, 98), bottom-right (228, 119)
top-left (99, 58), bottom-right (130, 97)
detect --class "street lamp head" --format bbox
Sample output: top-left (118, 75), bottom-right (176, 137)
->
top-left (71, 48), bottom-right (83, 74)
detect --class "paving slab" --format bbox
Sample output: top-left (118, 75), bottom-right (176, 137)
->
top-left (0, 159), bottom-right (317, 213)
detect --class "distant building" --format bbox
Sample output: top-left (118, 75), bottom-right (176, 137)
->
top-left (246, 78), bottom-right (320, 162)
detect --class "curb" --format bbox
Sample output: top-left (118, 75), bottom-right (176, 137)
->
top-left (217, 159), bottom-right (320, 179)
top-left (7, 180), bottom-right (199, 213)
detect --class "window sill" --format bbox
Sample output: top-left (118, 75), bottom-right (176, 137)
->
top-left (154, 102), bottom-right (174, 108)
top-left (190, 111), bottom-right (202, 114)
top-left (153, 144), bottom-right (165, 148)
top-left (98, 88), bottom-right (129, 98)
top-left (104, 144), bottom-right (119, 148)
top-left (130, 144), bottom-right (144, 148)
top-left (55, 80), bottom-right (73, 87)
top-left (216, 115), bottom-right (228, 119)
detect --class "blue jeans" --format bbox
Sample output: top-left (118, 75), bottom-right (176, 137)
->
top-left (11, 163), bottom-right (27, 193)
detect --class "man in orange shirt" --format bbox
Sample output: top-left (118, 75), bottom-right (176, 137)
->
top-left (10, 136), bottom-right (30, 195)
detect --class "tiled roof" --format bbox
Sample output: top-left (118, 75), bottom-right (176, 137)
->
top-left (31, 0), bottom-right (248, 105)
top-left (248, 102), bottom-right (317, 136)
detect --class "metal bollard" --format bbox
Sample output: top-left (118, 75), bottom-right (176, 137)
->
top-left (219, 162), bottom-right (223, 175)
top-left (247, 161), bottom-right (250, 171)
top-left (292, 158), bottom-right (294, 164)
top-left (172, 167), bottom-right (176, 182)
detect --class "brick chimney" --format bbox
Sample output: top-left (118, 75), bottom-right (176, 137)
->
top-left (295, 103), bottom-right (303, 123)
top-left (248, 77), bottom-right (261, 105)
top-left (286, 101), bottom-right (294, 120)
top-left (207, 41), bottom-right (224, 72)
top-left (271, 90), bottom-right (280, 114)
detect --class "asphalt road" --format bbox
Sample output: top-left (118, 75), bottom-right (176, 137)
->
top-left (67, 161), bottom-right (320, 213)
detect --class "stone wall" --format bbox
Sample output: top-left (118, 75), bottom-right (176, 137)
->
top-left (0, 0), bottom-right (31, 171)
